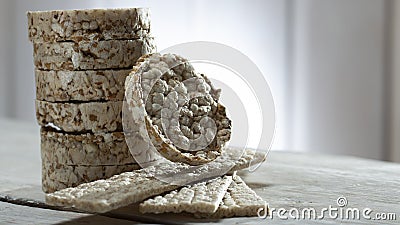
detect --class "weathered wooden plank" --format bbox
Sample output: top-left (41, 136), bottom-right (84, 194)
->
top-left (0, 119), bottom-right (41, 191)
top-left (241, 152), bottom-right (400, 224)
top-left (0, 201), bottom-right (137, 225)
top-left (0, 119), bottom-right (399, 224)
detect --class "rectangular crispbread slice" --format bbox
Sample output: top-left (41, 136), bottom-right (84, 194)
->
top-left (33, 38), bottom-right (155, 71)
top-left (45, 163), bottom-right (184, 212)
top-left (35, 69), bottom-right (130, 102)
top-left (41, 128), bottom-right (135, 166)
top-left (154, 148), bottom-right (267, 186)
top-left (45, 148), bottom-right (266, 213)
top-left (195, 175), bottom-right (267, 218)
top-left (139, 175), bottom-right (233, 214)
top-left (228, 148), bottom-right (266, 173)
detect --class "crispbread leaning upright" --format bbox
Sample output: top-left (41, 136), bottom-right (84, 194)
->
top-left (124, 53), bottom-right (232, 166)
top-left (28, 8), bottom-right (155, 192)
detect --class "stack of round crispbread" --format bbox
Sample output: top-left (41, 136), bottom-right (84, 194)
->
top-left (28, 8), bottom-right (156, 193)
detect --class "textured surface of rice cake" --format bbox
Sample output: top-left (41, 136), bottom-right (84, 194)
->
top-left (35, 69), bottom-right (130, 102)
top-left (45, 148), bottom-right (266, 213)
top-left (40, 128), bottom-right (135, 166)
top-left (28, 8), bottom-right (150, 42)
top-left (36, 100), bottom-right (122, 133)
top-left (33, 38), bottom-right (155, 71)
top-left (42, 162), bottom-right (141, 193)
top-left (228, 148), bottom-right (267, 172)
top-left (45, 163), bottom-right (185, 212)
top-left (139, 175), bottom-right (233, 214)
top-left (155, 148), bottom-right (267, 186)
top-left (125, 53), bottom-right (231, 166)
top-left (195, 175), bottom-right (267, 218)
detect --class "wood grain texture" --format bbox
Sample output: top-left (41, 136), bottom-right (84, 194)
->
top-left (0, 119), bottom-right (399, 224)
top-left (0, 201), bottom-right (137, 225)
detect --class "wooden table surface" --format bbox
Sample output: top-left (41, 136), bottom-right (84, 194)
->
top-left (0, 118), bottom-right (399, 224)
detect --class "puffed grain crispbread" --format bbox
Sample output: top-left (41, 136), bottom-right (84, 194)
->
top-left (124, 53), bottom-right (231, 166)
top-left (195, 175), bottom-right (267, 218)
top-left (45, 162), bottom-right (184, 211)
top-left (40, 128), bottom-right (135, 166)
top-left (140, 174), bottom-right (267, 218)
top-left (36, 100), bottom-right (122, 133)
top-left (33, 38), bottom-right (155, 70)
top-left (42, 162), bottom-right (141, 193)
top-left (139, 175), bottom-right (233, 214)
top-left (35, 69), bottom-right (130, 102)
top-left (28, 8), bottom-right (150, 42)
top-left (45, 148), bottom-right (266, 212)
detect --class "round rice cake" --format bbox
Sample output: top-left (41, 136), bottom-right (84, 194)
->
top-left (28, 8), bottom-right (150, 42)
top-left (36, 100), bottom-right (122, 133)
top-left (35, 69), bottom-right (130, 102)
top-left (33, 37), bottom-right (155, 71)
top-left (40, 127), bottom-right (135, 166)
top-left (125, 53), bottom-right (231, 165)
top-left (42, 161), bottom-right (141, 193)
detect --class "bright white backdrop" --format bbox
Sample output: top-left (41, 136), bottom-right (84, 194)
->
top-left (0, 0), bottom-right (396, 161)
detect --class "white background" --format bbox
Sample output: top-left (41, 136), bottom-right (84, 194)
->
top-left (0, 0), bottom-right (397, 161)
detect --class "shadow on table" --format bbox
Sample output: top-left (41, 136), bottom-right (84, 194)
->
top-left (53, 214), bottom-right (140, 225)
top-left (99, 203), bottom-right (223, 225)
top-left (49, 203), bottom-right (223, 225)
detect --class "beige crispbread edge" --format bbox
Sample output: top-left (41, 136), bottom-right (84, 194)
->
top-left (45, 148), bottom-right (266, 213)
top-left (36, 100), bottom-right (123, 133)
top-left (28, 8), bottom-right (150, 42)
top-left (195, 175), bottom-right (268, 218)
top-left (229, 148), bottom-right (267, 172)
top-left (139, 174), bottom-right (233, 214)
top-left (33, 37), bottom-right (155, 71)
top-left (35, 69), bottom-right (130, 102)
top-left (40, 128), bottom-right (135, 166)
top-left (42, 162), bottom-right (141, 193)
top-left (45, 162), bottom-right (186, 213)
